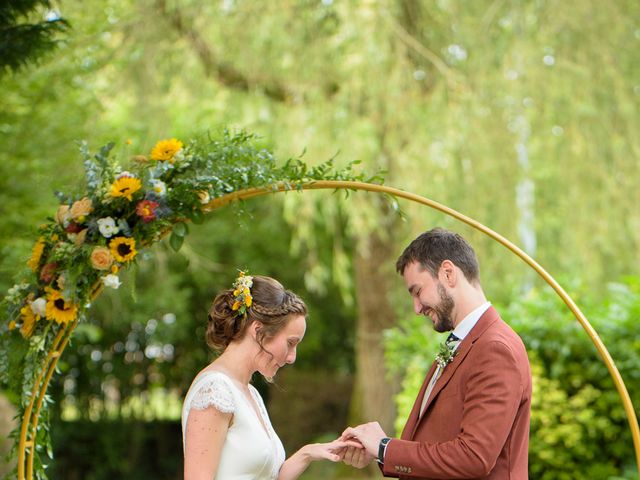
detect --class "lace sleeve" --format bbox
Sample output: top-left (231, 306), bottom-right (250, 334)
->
top-left (189, 374), bottom-right (235, 414)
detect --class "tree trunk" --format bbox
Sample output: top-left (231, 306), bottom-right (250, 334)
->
top-left (351, 217), bottom-right (401, 435)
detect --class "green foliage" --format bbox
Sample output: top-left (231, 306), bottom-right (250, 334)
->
top-left (0, 0), bottom-right (69, 75)
top-left (50, 419), bottom-right (181, 479)
top-left (385, 277), bottom-right (640, 479)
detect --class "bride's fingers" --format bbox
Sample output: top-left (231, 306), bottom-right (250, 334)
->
top-left (330, 440), bottom-right (363, 450)
top-left (327, 440), bottom-right (364, 453)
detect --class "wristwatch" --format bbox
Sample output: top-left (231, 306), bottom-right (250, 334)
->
top-left (377, 437), bottom-right (391, 464)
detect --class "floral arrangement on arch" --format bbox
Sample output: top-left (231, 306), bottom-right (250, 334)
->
top-left (2, 129), bottom-right (375, 365)
top-left (0, 130), bottom-right (378, 479)
top-left (5, 138), bottom-right (193, 335)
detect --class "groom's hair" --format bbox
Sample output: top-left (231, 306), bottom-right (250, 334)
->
top-left (396, 228), bottom-right (480, 284)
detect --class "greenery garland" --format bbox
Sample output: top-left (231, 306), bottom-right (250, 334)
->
top-left (0, 129), bottom-right (379, 478)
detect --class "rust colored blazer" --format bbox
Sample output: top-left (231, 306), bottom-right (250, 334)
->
top-left (382, 306), bottom-right (531, 479)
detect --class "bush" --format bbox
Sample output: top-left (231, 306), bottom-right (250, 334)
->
top-left (385, 276), bottom-right (640, 479)
top-left (50, 419), bottom-right (181, 479)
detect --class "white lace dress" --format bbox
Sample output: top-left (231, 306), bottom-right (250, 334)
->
top-left (182, 371), bottom-right (286, 479)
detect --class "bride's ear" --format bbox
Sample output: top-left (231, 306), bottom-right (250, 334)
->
top-left (250, 321), bottom-right (263, 338)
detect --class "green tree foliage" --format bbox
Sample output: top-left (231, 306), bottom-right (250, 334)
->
top-left (385, 277), bottom-right (640, 479)
top-left (0, 0), bottom-right (69, 74)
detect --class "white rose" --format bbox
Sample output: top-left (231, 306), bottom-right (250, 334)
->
top-left (173, 149), bottom-right (186, 163)
top-left (150, 179), bottom-right (167, 197)
top-left (29, 297), bottom-right (47, 317)
top-left (97, 217), bottom-right (119, 238)
top-left (102, 274), bottom-right (121, 289)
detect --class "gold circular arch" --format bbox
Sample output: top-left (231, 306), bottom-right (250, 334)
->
top-left (18, 180), bottom-right (640, 479)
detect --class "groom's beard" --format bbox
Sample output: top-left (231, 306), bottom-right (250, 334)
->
top-left (431, 283), bottom-right (455, 333)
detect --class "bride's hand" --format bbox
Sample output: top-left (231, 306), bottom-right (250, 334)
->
top-left (302, 438), bottom-right (364, 463)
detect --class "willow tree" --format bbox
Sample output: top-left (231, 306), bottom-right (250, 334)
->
top-left (2, 0), bottom-right (638, 472)
top-left (144, 0), bottom-right (639, 434)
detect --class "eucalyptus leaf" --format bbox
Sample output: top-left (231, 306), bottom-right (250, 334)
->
top-left (169, 232), bottom-right (184, 252)
top-left (172, 222), bottom-right (188, 237)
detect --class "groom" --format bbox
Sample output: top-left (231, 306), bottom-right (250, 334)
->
top-left (342, 228), bottom-right (532, 478)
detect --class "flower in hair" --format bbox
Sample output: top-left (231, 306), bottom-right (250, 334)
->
top-left (231, 271), bottom-right (253, 316)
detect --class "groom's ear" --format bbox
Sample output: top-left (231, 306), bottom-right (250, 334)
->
top-left (439, 260), bottom-right (457, 287)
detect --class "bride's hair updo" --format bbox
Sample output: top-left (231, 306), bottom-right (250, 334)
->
top-left (206, 275), bottom-right (307, 352)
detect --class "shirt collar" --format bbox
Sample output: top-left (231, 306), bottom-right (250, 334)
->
top-left (451, 301), bottom-right (491, 341)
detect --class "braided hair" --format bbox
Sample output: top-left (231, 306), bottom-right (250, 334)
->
top-left (206, 275), bottom-right (307, 352)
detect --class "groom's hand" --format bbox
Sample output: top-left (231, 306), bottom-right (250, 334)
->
top-left (341, 444), bottom-right (374, 468)
top-left (341, 421), bottom-right (387, 458)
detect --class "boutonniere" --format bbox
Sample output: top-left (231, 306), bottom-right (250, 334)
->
top-left (435, 341), bottom-right (458, 368)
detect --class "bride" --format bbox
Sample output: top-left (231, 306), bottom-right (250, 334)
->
top-left (182, 272), bottom-right (360, 479)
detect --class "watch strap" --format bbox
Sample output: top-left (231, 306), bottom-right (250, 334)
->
top-left (377, 437), bottom-right (391, 464)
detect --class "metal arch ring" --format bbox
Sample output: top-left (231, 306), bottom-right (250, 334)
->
top-left (18, 179), bottom-right (640, 479)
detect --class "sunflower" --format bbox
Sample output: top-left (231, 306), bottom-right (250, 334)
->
top-left (45, 289), bottom-right (78, 324)
top-left (110, 176), bottom-right (142, 201)
top-left (27, 237), bottom-right (46, 271)
top-left (109, 237), bottom-right (137, 263)
top-left (19, 305), bottom-right (38, 338)
top-left (150, 138), bottom-right (183, 162)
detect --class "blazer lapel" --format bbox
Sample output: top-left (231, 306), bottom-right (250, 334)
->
top-left (414, 307), bottom-right (500, 429)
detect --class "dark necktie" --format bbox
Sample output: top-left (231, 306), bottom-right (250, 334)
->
top-left (446, 332), bottom-right (460, 348)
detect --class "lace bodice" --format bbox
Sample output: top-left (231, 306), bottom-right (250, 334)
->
top-left (182, 371), bottom-right (286, 480)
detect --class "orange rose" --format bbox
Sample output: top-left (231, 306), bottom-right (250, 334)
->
top-left (55, 205), bottom-right (71, 225)
top-left (70, 197), bottom-right (93, 220)
top-left (74, 229), bottom-right (88, 246)
top-left (90, 247), bottom-right (114, 270)
top-left (40, 262), bottom-right (58, 283)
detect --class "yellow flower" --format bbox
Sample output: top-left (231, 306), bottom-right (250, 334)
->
top-left (90, 246), bottom-right (114, 270)
top-left (109, 237), bottom-right (137, 263)
top-left (45, 289), bottom-right (78, 324)
top-left (110, 176), bottom-right (142, 201)
top-left (69, 197), bottom-right (93, 220)
top-left (8, 320), bottom-right (16, 331)
top-left (27, 237), bottom-right (46, 272)
top-left (150, 138), bottom-right (183, 162)
top-left (198, 190), bottom-right (210, 204)
top-left (231, 271), bottom-right (253, 315)
top-left (20, 305), bottom-right (37, 338)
